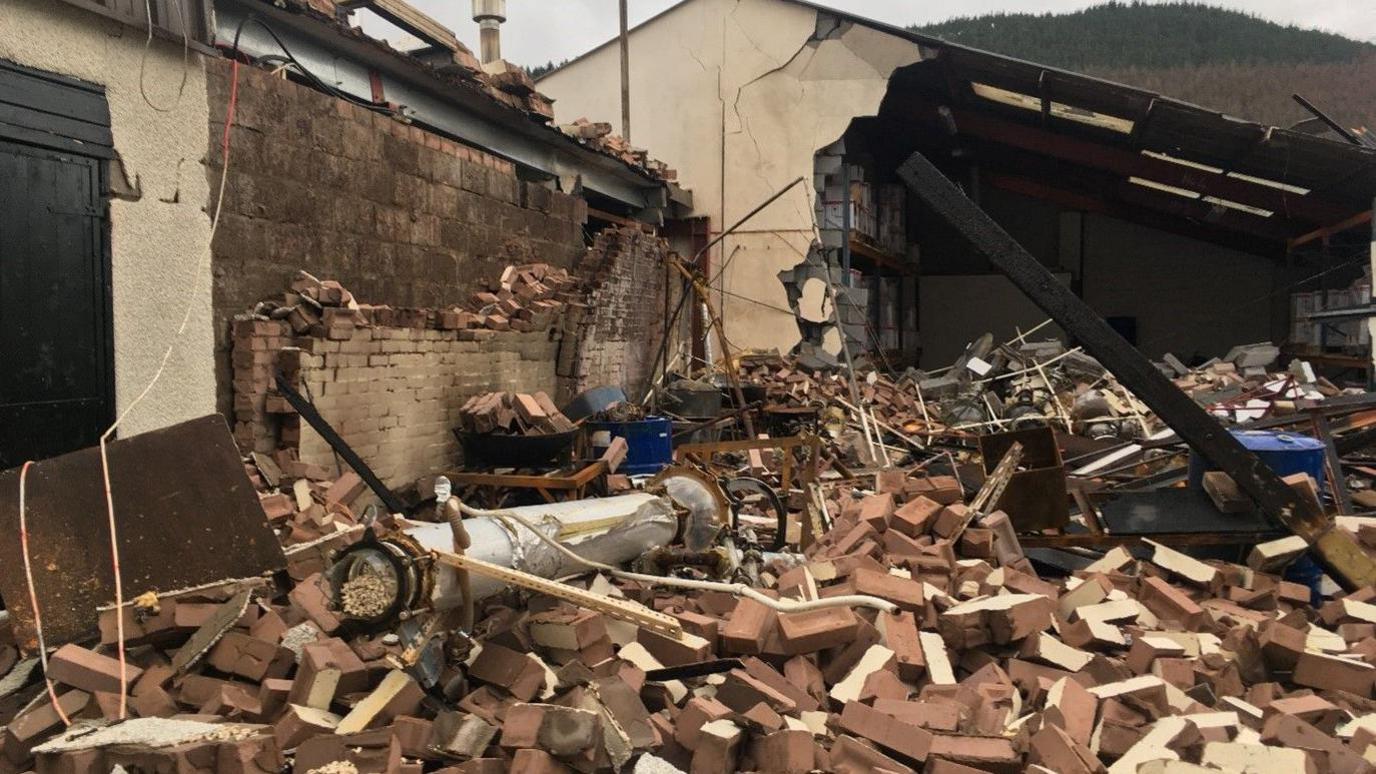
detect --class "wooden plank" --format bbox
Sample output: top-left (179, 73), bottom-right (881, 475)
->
top-left (1020, 531), bottom-right (1283, 549)
top-left (676, 436), bottom-right (807, 456)
top-left (0, 67), bottom-right (109, 126)
top-left (445, 461), bottom-right (605, 491)
top-left (1311, 412), bottom-right (1354, 514)
top-left (433, 551), bottom-right (684, 640)
top-left (0, 103), bottom-right (112, 148)
top-left (1288, 210), bottom-right (1372, 251)
top-left (344, 0), bottom-right (459, 52)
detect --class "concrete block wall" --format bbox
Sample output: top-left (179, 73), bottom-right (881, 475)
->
top-left (207, 59), bottom-right (587, 416)
top-left (233, 317), bottom-right (559, 487)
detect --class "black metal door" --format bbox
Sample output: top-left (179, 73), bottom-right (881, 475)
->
top-left (0, 141), bottom-right (113, 467)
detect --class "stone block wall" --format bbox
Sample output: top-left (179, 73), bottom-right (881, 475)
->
top-left (207, 59), bottom-right (587, 416)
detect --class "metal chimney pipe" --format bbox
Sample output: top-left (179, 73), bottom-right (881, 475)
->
top-left (619, 0), bottom-right (630, 142)
top-left (472, 0), bottom-right (506, 64)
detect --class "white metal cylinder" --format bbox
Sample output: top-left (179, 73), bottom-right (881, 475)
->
top-left (406, 493), bottom-right (676, 607)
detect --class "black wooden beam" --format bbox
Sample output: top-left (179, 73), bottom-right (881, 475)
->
top-left (897, 151), bottom-right (1376, 590)
top-left (275, 372), bottom-right (408, 516)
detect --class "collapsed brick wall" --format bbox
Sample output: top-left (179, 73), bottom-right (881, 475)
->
top-left (207, 59), bottom-right (587, 416)
top-left (558, 228), bottom-right (672, 400)
top-left (230, 228), bottom-right (673, 488)
top-left (233, 316), bottom-right (559, 488)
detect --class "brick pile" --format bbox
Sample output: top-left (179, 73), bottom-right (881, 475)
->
top-left (447, 263), bottom-right (578, 334)
top-left (245, 453), bottom-right (371, 549)
top-left (739, 352), bottom-right (951, 438)
top-left (557, 119), bottom-right (677, 181)
top-left (231, 272), bottom-right (567, 485)
top-left (9, 457), bottom-right (1376, 773)
top-left (458, 392), bottom-right (576, 435)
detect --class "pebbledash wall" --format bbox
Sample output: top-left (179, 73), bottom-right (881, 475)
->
top-left (231, 226), bottom-right (671, 488)
top-left (207, 59), bottom-right (589, 417)
top-left (1, 0), bottom-right (217, 437)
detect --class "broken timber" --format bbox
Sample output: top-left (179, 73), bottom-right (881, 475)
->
top-left (432, 550), bottom-right (685, 640)
top-left (896, 151), bottom-right (1376, 590)
top-left (950, 441), bottom-right (1023, 542)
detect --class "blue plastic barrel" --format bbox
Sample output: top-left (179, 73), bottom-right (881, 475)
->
top-left (1187, 429), bottom-right (1326, 490)
top-left (1284, 554), bottom-right (1325, 608)
top-left (586, 417), bottom-right (673, 475)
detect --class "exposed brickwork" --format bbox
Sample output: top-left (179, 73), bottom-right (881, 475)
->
top-left (232, 314), bottom-right (560, 487)
top-left (207, 59), bottom-right (587, 415)
top-left (558, 228), bottom-right (672, 400)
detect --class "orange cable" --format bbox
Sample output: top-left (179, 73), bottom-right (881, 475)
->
top-left (18, 462), bottom-right (72, 727)
top-left (96, 57), bottom-right (242, 720)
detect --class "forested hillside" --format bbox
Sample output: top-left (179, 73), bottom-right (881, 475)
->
top-left (912, 2), bottom-right (1375, 131)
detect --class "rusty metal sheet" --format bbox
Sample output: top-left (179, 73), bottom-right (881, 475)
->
top-left (0, 415), bottom-right (286, 651)
top-left (979, 427), bottom-right (1069, 531)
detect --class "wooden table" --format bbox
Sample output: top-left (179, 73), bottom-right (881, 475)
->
top-left (674, 435), bottom-right (820, 493)
top-left (444, 460), bottom-right (607, 504)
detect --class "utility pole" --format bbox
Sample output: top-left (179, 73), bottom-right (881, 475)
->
top-left (619, 0), bottom-right (631, 142)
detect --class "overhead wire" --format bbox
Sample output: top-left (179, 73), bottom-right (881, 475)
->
top-left (226, 14), bottom-right (394, 115)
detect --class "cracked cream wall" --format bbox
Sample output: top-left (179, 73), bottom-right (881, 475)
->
top-left (540, 0), bottom-right (925, 355)
top-left (0, 0), bottom-right (216, 437)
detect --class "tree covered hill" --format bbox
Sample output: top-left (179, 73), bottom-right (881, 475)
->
top-left (911, 2), bottom-right (1375, 130)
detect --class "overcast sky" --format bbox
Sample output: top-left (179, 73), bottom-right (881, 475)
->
top-left (358, 1), bottom-right (1376, 66)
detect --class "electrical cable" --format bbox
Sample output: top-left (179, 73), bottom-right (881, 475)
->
top-left (138, 0), bottom-right (190, 113)
top-left (18, 462), bottom-right (72, 727)
top-left (454, 500), bottom-right (899, 614)
top-left (227, 14), bottom-right (393, 115)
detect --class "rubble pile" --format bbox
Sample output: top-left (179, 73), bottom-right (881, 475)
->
top-left (738, 352), bottom-right (947, 438)
top-left (6, 452), bottom-right (1376, 774)
top-left (250, 264), bottom-right (580, 341)
top-left (458, 392), bottom-right (577, 435)
top-left (558, 119), bottom-right (677, 181)
top-left (445, 264), bottom-right (579, 335)
top-left (734, 336), bottom-right (1357, 453)
top-left (248, 456), bottom-right (369, 549)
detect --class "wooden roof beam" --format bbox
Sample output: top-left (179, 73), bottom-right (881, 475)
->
top-left (1287, 210), bottom-right (1374, 251)
top-left (986, 172), bottom-right (1289, 257)
top-left (903, 100), bottom-right (1357, 226)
